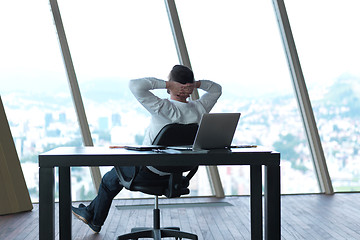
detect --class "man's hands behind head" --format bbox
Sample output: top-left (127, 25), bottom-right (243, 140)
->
top-left (167, 81), bottom-right (195, 98)
top-left (179, 83), bottom-right (195, 98)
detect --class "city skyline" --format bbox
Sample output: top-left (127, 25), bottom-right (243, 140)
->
top-left (2, 74), bottom-right (360, 202)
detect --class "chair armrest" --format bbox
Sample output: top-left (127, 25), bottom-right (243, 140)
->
top-left (185, 166), bottom-right (198, 181)
top-left (164, 166), bottom-right (198, 198)
top-left (115, 166), bottom-right (140, 189)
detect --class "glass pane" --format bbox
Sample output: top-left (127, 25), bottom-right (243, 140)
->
top-left (176, 0), bottom-right (320, 194)
top-left (285, 0), bottom-right (360, 192)
top-left (58, 0), bottom-right (212, 198)
top-left (0, 1), bottom-right (82, 202)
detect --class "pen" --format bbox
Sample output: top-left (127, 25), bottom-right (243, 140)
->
top-left (109, 146), bottom-right (126, 149)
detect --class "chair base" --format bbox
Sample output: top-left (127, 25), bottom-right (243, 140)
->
top-left (117, 227), bottom-right (198, 240)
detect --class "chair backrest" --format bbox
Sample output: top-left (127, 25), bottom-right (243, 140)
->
top-left (151, 123), bottom-right (198, 174)
top-left (152, 123), bottom-right (199, 146)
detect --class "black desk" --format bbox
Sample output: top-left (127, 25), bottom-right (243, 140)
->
top-left (39, 147), bottom-right (280, 240)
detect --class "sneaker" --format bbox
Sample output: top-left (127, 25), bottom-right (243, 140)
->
top-left (72, 203), bottom-right (101, 233)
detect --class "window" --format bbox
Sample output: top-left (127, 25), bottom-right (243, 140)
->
top-left (285, 0), bottom-right (360, 192)
top-left (0, 1), bottom-right (82, 202)
top-left (176, 0), bottom-right (319, 194)
top-left (57, 0), bottom-right (213, 198)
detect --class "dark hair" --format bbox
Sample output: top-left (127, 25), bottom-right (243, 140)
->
top-left (169, 65), bottom-right (194, 84)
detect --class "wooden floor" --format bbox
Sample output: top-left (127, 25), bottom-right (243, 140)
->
top-left (1, 193), bottom-right (360, 240)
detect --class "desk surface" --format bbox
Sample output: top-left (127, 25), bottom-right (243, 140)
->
top-left (39, 146), bottom-right (279, 167)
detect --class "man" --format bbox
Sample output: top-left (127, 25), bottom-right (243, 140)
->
top-left (71, 65), bottom-right (222, 233)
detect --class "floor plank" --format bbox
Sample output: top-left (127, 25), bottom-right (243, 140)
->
top-left (1, 193), bottom-right (360, 239)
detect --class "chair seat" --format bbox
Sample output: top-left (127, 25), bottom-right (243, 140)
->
top-left (131, 175), bottom-right (190, 197)
top-left (131, 184), bottom-right (166, 196)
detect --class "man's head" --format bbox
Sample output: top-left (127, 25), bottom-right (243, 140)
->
top-left (167, 65), bottom-right (195, 102)
top-left (169, 65), bottom-right (194, 84)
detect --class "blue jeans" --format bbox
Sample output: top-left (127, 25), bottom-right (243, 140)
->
top-left (85, 167), bottom-right (167, 226)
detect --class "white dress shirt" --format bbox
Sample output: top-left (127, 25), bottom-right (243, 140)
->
top-left (129, 77), bottom-right (222, 145)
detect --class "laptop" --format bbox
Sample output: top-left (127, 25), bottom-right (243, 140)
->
top-left (169, 113), bottom-right (241, 151)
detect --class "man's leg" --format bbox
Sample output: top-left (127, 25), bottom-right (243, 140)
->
top-left (72, 167), bottom-right (124, 232)
top-left (86, 167), bottom-right (124, 226)
top-left (73, 166), bottom-right (167, 232)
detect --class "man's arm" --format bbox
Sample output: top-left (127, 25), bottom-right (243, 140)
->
top-left (129, 77), bottom-right (167, 114)
top-left (130, 77), bottom-right (220, 115)
top-left (129, 77), bottom-right (187, 116)
top-left (196, 80), bottom-right (222, 113)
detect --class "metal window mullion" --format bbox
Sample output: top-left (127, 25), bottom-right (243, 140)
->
top-left (272, 0), bottom-right (333, 194)
top-left (49, 0), bottom-right (101, 192)
top-left (164, 0), bottom-right (199, 100)
top-left (164, 0), bottom-right (224, 197)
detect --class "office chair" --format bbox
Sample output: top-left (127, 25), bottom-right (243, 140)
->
top-left (117, 123), bottom-right (199, 240)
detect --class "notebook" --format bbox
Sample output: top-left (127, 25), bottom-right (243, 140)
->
top-left (169, 113), bottom-right (241, 151)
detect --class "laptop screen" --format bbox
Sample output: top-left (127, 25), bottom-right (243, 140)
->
top-left (192, 113), bottom-right (241, 150)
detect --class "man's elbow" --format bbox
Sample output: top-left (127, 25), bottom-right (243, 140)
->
top-left (215, 84), bottom-right (222, 97)
top-left (129, 78), bottom-right (148, 92)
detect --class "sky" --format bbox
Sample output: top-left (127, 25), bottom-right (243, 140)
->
top-left (1, 0), bottom-right (359, 96)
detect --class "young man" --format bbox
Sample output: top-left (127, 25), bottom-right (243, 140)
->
top-left (71, 65), bottom-right (222, 233)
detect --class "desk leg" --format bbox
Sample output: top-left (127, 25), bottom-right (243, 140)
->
top-left (250, 165), bottom-right (263, 240)
top-left (59, 167), bottom-right (72, 240)
top-left (39, 167), bottom-right (55, 240)
top-left (265, 165), bottom-right (281, 240)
